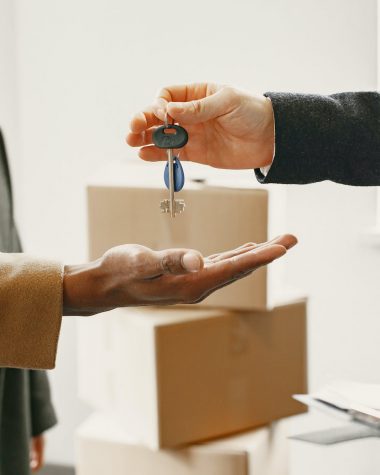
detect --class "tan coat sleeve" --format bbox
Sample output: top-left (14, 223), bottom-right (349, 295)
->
top-left (0, 253), bottom-right (63, 369)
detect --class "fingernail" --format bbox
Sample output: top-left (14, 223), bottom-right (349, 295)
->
top-left (182, 252), bottom-right (202, 272)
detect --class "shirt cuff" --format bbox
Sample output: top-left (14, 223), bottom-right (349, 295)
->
top-left (260, 164), bottom-right (272, 177)
top-left (257, 95), bottom-right (275, 179)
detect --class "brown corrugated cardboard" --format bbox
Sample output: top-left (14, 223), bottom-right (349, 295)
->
top-left (87, 162), bottom-right (273, 310)
top-left (76, 412), bottom-right (290, 475)
top-left (78, 301), bottom-right (307, 448)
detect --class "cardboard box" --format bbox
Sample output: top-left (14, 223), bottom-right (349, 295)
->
top-left (78, 300), bottom-right (307, 448)
top-left (87, 161), bottom-right (298, 310)
top-left (76, 412), bottom-right (290, 475)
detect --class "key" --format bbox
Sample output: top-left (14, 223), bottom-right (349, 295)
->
top-left (160, 198), bottom-right (185, 215)
top-left (160, 148), bottom-right (185, 217)
top-left (153, 123), bottom-right (188, 218)
top-left (152, 124), bottom-right (189, 149)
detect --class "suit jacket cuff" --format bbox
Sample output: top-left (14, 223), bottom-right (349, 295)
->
top-left (255, 91), bottom-right (380, 185)
top-left (0, 253), bottom-right (63, 369)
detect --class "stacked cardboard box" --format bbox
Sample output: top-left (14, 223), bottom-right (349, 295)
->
top-left (77, 413), bottom-right (290, 475)
top-left (76, 162), bottom-right (308, 474)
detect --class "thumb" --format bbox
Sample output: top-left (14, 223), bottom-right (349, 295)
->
top-left (167, 87), bottom-right (235, 125)
top-left (157, 249), bottom-right (204, 275)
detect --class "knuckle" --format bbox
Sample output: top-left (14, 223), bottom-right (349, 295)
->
top-left (223, 86), bottom-right (240, 104)
top-left (156, 86), bottom-right (169, 98)
top-left (156, 85), bottom-right (175, 102)
top-left (161, 254), bottom-right (172, 272)
top-left (161, 253), bottom-right (180, 273)
top-left (222, 85), bottom-right (234, 95)
top-left (191, 99), bottom-right (203, 115)
top-left (126, 245), bottom-right (151, 270)
top-left (129, 246), bottom-right (145, 261)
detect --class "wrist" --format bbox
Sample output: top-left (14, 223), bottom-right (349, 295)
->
top-left (63, 258), bottom-right (115, 316)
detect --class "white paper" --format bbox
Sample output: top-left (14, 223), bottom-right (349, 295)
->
top-left (313, 381), bottom-right (380, 416)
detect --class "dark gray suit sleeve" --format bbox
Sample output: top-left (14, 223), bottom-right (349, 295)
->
top-left (29, 370), bottom-right (58, 436)
top-left (255, 92), bottom-right (380, 185)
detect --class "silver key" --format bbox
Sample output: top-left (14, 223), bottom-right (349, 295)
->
top-left (160, 199), bottom-right (185, 216)
top-left (159, 133), bottom-right (185, 218)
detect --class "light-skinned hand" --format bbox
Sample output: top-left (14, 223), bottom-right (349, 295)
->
top-left (126, 83), bottom-right (274, 170)
top-left (63, 235), bottom-right (296, 316)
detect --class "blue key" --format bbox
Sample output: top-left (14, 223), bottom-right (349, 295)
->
top-left (164, 156), bottom-right (185, 192)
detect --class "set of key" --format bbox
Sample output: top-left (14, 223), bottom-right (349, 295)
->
top-left (153, 117), bottom-right (188, 218)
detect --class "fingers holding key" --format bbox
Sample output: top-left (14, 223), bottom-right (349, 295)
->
top-left (129, 108), bottom-right (162, 135)
top-left (127, 86), bottom-right (191, 140)
top-left (138, 145), bottom-right (193, 163)
top-left (137, 128), bottom-right (206, 163)
top-left (127, 87), bottom-right (188, 137)
top-left (126, 127), bottom-right (155, 148)
top-left (155, 83), bottom-right (212, 107)
top-left (127, 83), bottom-right (219, 144)
top-left (137, 145), bottom-right (167, 162)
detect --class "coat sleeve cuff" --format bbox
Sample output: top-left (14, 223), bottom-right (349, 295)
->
top-left (0, 253), bottom-right (63, 369)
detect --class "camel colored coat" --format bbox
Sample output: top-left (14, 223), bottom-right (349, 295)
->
top-left (0, 132), bottom-right (63, 370)
top-left (0, 130), bottom-right (60, 475)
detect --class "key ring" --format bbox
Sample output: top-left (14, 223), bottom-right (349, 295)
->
top-left (164, 111), bottom-right (175, 128)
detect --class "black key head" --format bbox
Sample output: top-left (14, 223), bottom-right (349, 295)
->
top-left (153, 124), bottom-right (189, 149)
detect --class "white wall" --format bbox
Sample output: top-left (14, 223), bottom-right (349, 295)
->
top-left (0, 0), bottom-right (18, 180)
top-left (2, 0), bottom-right (379, 471)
